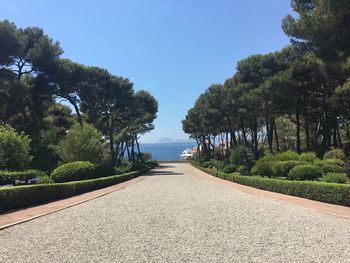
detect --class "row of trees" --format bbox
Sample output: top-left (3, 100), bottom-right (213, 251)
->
top-left (0, 20), bottom-right (158, 170)
top-left (183, 0), bottom-right (350, 160)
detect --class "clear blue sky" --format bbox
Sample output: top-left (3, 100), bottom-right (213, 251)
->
top-left (1, 0), bottom-right (294, 143)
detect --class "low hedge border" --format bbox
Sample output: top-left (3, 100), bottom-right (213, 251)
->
top-left (0, 166), bottom-right (154, 213)
top-left (192, 164), bottom-right (350, 207)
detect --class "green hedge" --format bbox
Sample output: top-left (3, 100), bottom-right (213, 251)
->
top-left (51, 161), bottom-right (95, 183)
top-left (0, 168), bottom-right (150, 212)
top-left (0, 169), bottom-right (48, 185)
top-left (193, 164), bottom-right (350, 207)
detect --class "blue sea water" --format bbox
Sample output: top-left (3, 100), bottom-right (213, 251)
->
top-left (140, 142), bottom-right (196, 161)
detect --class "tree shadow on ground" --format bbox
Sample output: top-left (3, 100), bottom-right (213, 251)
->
top-left (156, 164), bottom-right (175, 169)
top-left (145, 170), bottom-right (184, 176)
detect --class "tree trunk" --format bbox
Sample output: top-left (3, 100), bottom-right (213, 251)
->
top-left (296, 108), bottom-right (301, 154)
top-left (106, 116), bottom-right (115, 166)
top-left (273, 119), bottom-right (280, 152)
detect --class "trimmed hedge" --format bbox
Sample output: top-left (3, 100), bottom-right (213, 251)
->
top-left (51, 161), bottom-right (95, 183)
top-left (322, 173), bottom-right (348, 184)
top-left (287, 165), bottom-right (322, 180)
top-left (0, 168), bottom-right (150, 212)
top-left (193, 164), bottom-right (350, 207)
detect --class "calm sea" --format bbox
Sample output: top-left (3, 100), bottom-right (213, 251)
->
top-left (140, 142), bottom-right (196, 161)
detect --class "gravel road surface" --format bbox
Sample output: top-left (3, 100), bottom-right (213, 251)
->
top-left (1, 163), bottom-right (350, 262)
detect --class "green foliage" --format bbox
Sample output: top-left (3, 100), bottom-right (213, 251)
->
top-left (318, 159), bottom-right (345, 167)
top-left (321, 164), bottom-right (344, 174)
top-left (0, 169), bottom-right (149, 212)
top-left (272, 161), bottom-right (305, 178)
top-left (322, 173), bottom-right (348, 184)
top-left (51, 161), bottom-right (95, 183)
top-left (0, 169), bottom-right (48, 185)
top-left (38, 176), bottom-right (54, 184)
top-left (299, 152), bottom-right (318, 162)
top-left (229, 145), bottom-right (255, 170)
top-left (223, 164), bottom-right (236, 174)
top-left (141, 152), bottom-right (152, 161)
top-left (56, 124), bottom-right (102, 165)
top-left (194, 164), bottom-right (350, 207)
top-left (288, 165), bottom-right (322, 181)
top-left (275, 150), bottom-right (299, 161)
top-left (201, 161), bottom-right (211, 168)
top-left (236, 165), bottom-right (249, 175)
top-left (93, 165), bottom-right (117, 178)
top-left (251, 159), bottom-right (274, 177)
top-left (323, 148), bottom-right (346, 161)
top-left (0, 125), bottom-right (32, 170)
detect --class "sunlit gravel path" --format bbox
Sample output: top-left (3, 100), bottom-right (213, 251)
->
top-left (1, 163), bottom-right (350, 262)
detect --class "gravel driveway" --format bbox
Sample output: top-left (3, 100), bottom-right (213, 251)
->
top-left (1, 163), bottom-right (350, 262)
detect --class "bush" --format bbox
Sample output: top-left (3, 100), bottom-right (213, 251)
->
top-left (272, 161), bottom-right (305, 177)
top-left (322, 173), bottom-right (348, 184)
top-left (209, 159), bottom-right (225, 170)
top-left (140, 152), bottom-right (152, 161)
top-left (230, 145), bottom-right (255, 170)
top-left (223, 164), bottom-right (236, 174)
top-left (0, 125), bottom-right (32, 170)
top-left (275, 150), bottom-right (299, 161)
top-left (38, 177), bottom-right (54, 184)
top-left (251, 159), bottom-right (274, 177)
top-left (56, 124), bottom-right (102, 164)
top-left (0, 169), bottom-right (48, 185)
top-left (0, 168), bottom-right (149, 212)
top-left (193, 164), bottom-right (350, 207)
top-left (321, 164), bottom-right (344, 174)
top-left (319, 159), bottom-right (345, 167)
top-left (201, 161), bottom-right (211, 168)
top-left (51, 161), bottom-right (95, 183)
top-left (299, 152), bottom-right (318, 162)
top-left (288, 165), bottom-right (322, 181)
top-left (324, 148), bottom-right (346, 161)
top-left (236, 165), bottom-right (250, 175)
top-left (93, 165), bottom-right (117, 178)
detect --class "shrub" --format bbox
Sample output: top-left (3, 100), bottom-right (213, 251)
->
top-left (319, 159), bottom-right (345, 167)
top-left (51, 161), bottom-right (95, 183)
top-left (56, 124), bottom-right (102, 164)
top-left (209, 159), bottom-right (225, 170)
top-left (272, 161), bottom-right (305, 177)
top-left (93, 165), bottom-right (116, 178)
top-left (0, 125), bottom-right (32, 170)
top-left (299, 152), bottom-right (318, 162)
top-left (324, 148), bottom-right (346, 161)
top-left (223, 164), bottom-right (236, 174)
top-left (322, 173), bottom-right (348, 184)
top-left (237, 165), bottom-right (250, 175)
top-left (201, 161), bottom-right (211, 168)
top-left (275, 150), bottom-right (299, 161)
top-left (38, 177), bottom-right (54, 184)
top-left (251, 161), bottom-right (274, 177)
top-left (321, 164), bottom-right (344, 174)
top-left (25, 169), bottom-right (48, 178)
top-left (229, 145), bottom-right (255, 170)
top-left (288, 165), bottom-right (322, 181)
top-left (140, 152), bottom-right (152, 161)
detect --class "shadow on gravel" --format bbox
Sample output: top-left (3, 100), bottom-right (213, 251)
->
top-left (157, 164), bottom-right (175, 169)
top-left (145, 170), bottom-right (184, 176)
